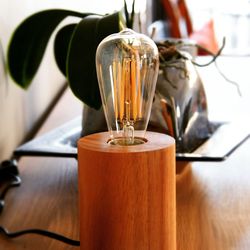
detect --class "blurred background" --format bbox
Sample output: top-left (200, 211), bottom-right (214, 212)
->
top-left (0, 0), bottom-right (249, 161)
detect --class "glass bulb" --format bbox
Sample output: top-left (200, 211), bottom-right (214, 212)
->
top-left (96, 29), bottom-right (159, 145)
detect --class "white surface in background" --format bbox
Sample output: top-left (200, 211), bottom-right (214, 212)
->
top-left (196, 56), bottom-right (250, 124)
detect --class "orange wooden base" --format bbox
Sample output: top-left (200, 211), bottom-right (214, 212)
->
top-left (78, 131), bottom-right (176, 250)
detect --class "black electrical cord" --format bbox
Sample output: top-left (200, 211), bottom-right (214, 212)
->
top-left (0, 174), bottom-right (21, 211)
top-left (0, 160), bottom-right (22, 213)
top-left (0, 159), bottom-right (80, 246)
top-left (0, 226), bottom-right (80, 246)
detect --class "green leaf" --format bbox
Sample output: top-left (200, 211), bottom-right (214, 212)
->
top-left (67, 12), bottom-right (122, 109)
top-left (7, 9), bottom-right (95, 89)
top-left (54, 23), bottom-right (77, 76)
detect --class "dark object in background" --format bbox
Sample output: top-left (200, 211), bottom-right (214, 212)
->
top-left (0, 160), bottom-right (21, 213)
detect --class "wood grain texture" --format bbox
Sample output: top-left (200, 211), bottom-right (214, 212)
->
top-left (176, 139), bottom-right (250, 250)
top-left (78, 132), bottom-right (176, 250)
top-left (0, 157), bottom-right (80, 250)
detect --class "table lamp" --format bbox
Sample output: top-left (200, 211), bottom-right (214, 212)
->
top-left (78, 29), bottom-right (176, 250)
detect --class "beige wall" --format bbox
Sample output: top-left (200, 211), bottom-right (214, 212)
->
top-left (0, 1), bottom-right (67, 161)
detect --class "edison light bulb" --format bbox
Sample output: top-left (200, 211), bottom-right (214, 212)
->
top-left (96, 29), bottom-right (159, 145)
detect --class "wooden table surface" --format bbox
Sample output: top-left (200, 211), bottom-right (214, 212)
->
top-left (0, 56), bottom-right (250, 250)
top-left (0, 89), bottom-right (82, 250)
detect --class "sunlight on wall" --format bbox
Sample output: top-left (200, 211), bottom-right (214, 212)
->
top-left (17, 0), bottom-right (146, 16)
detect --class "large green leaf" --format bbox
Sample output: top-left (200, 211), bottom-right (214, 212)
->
top-left (54, 23), bottom-right (77, 76)
top-left (7, 9), bottom-right (95, 89)
top-left (67, 12), bottom-right (122, 109)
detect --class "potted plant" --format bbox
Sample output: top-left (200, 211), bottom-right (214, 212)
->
top-left (7, 1), bottom-right (136, 110)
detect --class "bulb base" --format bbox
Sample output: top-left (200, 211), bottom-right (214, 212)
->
top-left (108, 136), bottom-right (147, 146)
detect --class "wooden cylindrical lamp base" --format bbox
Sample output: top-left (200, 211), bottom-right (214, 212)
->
top-left (78, 131), bottom-right (176, 250)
